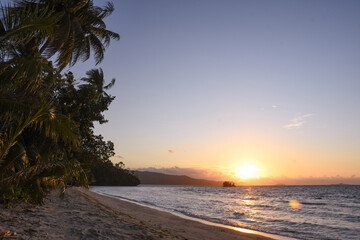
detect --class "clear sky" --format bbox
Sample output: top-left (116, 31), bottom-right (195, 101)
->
top-left (71, 0), bottom-right (360, 184)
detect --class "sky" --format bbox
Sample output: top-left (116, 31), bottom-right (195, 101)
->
top-left (70, 0), bottom-right (360, 184)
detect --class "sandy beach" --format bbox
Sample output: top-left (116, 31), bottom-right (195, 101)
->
top-left (0, 187), bottom-right (275, 240)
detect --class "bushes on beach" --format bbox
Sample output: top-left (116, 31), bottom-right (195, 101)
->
top-left (0, 0), bottom-right (138, 205)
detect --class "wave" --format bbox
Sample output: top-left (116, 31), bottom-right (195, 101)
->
top-left (232, 211), bottom-right (246, 218)
top-left (174, 210), bottom-right (269, 233)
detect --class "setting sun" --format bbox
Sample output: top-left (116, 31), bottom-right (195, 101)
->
top-left (235, 163), bottom-right (260, 179)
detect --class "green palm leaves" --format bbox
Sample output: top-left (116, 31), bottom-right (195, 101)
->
top-left (7, 0), bottom-right (120, 69)
top-left (0, 100), bottom-right (81, 204)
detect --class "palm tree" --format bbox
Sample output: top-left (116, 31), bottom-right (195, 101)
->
top-left (11, 0), bottom-right (120, 69)
top-left (1, 0), bottom-right (119, 99)
top-left (0, 2), bottom-right (61, 102)
top-left (81, 68), bottom-right (115, 98)
top-left (0, 101), bottom-right (87, 204)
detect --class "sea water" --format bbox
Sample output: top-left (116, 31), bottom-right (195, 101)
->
top-left (91, 185), bottom-right (360, 240)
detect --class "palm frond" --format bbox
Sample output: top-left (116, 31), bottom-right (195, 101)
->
top-left (0, 3), bottom-right (63, 51)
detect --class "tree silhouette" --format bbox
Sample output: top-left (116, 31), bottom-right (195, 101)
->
top-left (0, 1), bottom-right (137, 205)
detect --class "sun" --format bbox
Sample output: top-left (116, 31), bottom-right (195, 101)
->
top-left (235, 162), bottom-right (260, 179)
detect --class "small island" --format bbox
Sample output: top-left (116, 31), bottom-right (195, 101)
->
top-left (223, 181), bottom-right (236, 187)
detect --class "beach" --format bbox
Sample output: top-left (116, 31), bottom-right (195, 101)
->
top-left (0, 187), bottom-right (273, 240)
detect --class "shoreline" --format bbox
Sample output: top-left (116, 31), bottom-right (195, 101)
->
top-left (92, 189), bottom-right (296, 240)
top-left (80, 187), bottom-right (277, 240)
top-left (1, 187), bottom-right (291, 239)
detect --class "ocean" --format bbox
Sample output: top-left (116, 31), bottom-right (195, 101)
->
top-left (91, 185), bottom-right (360, 240)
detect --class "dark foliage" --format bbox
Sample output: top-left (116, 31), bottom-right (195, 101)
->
top-left (0, 0), bottom-right (138, 205)
top-left (223, 181), bottom-right (236, 187)
top-left (54, 71), bottom-right (140, 186)
top-left (92, 162), bottom-right (140, 186)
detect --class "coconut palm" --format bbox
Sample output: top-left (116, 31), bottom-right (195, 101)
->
top-left (11, 0), bottom-right (120, 69)
top-left (0, 2), bottom-right (61, 102)
top-left (81, 68), bottom-right (115, 97)
top-left (0, 100), bottom-right (87, 204)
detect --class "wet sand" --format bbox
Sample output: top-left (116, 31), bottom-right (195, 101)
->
top-left (0, 187), bottom-right (274, 239)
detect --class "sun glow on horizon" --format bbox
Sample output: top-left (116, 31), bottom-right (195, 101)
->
top-left (235, 162), bottom-right (261, 179)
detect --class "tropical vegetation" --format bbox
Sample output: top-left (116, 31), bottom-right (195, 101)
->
top-left (0, 0), bottom-right (139, 206)
top-left (222, 181), bottom-right (236, 187)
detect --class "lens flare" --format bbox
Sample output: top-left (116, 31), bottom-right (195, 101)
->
top-left (289, 200), bottom-right (301, 209)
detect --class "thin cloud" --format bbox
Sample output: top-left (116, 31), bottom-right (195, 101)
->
top-left (114, 155), bottom-right (124, 159)
top-left (168, 150), bottom-right (175, 153)
top-left (272, 105), bottom-right (278, 108)
top-left (284, 113), bottom-right (314, 129)
top-left (247, 175), bottom-right (360, 185)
